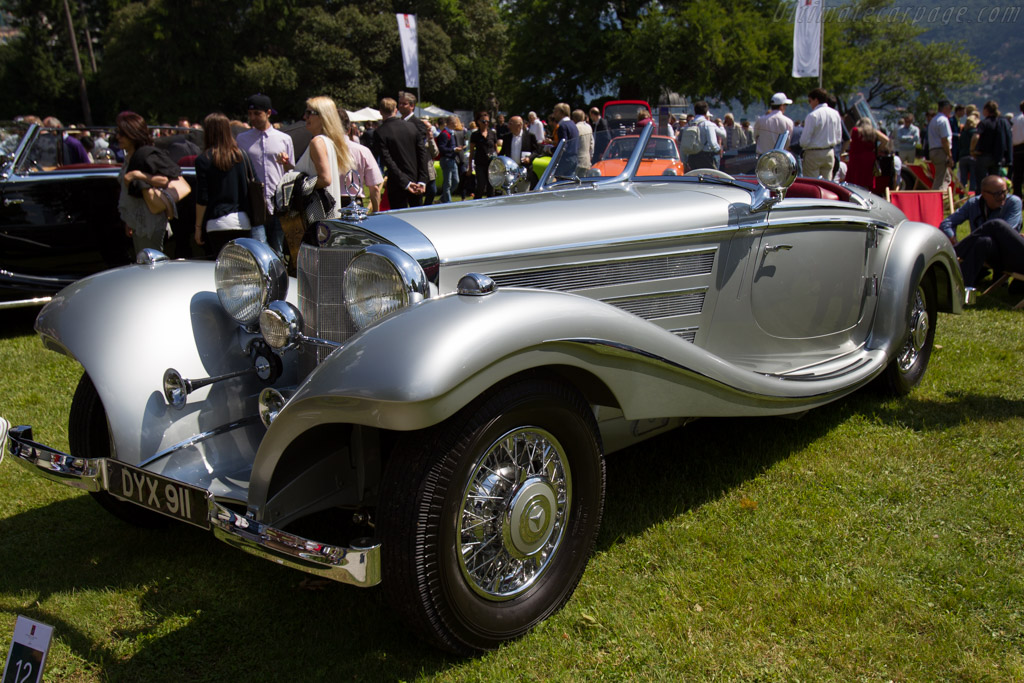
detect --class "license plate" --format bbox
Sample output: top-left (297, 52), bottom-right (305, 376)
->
top-left (106, 460), bottom-right (211, 529)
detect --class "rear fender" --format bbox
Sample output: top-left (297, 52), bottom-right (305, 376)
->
top-left (871, 219), bottom-right (963, 353)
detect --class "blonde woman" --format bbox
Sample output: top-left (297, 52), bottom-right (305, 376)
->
top-left (287, 95), bottom-right (355, 216)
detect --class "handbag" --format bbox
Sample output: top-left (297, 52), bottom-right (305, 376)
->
top-left (273, 170), bottom-right (303, 215)
top-left (241, 153), bottom-right (267, 226)
top-left (143, 177), bottom-right (192, 218)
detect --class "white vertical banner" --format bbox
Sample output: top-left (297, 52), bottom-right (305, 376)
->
top-left (396, 13), bottom-right (419, 89)
top-left (792, 0), bottom-right (822, 78)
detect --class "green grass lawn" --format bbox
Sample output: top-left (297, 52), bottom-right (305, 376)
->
top-left (2, 288), bottom-right (1023, 681)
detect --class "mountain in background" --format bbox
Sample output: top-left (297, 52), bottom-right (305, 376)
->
top-left (919, 0), bottom-right (1023, 110)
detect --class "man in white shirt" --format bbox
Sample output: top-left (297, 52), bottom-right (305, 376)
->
top-left (1012, 100), bottom-right (1024, 199)
top-left (753, 92), bottom-right (794, 155)
top-left (800, 87), bottom-right (843, 180)
top-left (928, 100), bottom-right (954, 190)
top-left (527, 111), bottom-right (545, 144)
top-left (572, 109), bottom-right (594, 176)
top-left (237, 94), bottom-right (294, 256)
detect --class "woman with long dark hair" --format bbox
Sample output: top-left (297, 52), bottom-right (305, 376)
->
top-left (115, 111), bottom-right (182, 254)
top-left (194, 112), bottom-right (252, 255)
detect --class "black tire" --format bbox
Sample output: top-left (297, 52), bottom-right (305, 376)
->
top-left (378, 378), bottom-right (605, 654)
top-left (69, 373), bottom-right (169, 528)
top-left (879, 276), bottom-right (937, 395)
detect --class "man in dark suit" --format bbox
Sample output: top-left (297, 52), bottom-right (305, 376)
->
top-left (499, 116), bottom-right (541, 188)
top-left (373, 97), bottom-right (427, 209)
top-left (398, 92), bottom-right (435, 205)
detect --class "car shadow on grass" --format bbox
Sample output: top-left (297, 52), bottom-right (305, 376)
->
top-left (0, 491), bottom-right (455, 679)
top-left (596, 401), bottom-right (853, 549)
top-left (0, 306), bottom-right (42, 340)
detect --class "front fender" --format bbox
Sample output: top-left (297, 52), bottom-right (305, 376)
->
top-left (34, 260), bottom-right (297, 498)
top-left (871, 219), bottom-right (963, 353)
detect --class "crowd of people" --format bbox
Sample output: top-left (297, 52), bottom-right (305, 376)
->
top-left (16, 88), bottom-right (1024, 288)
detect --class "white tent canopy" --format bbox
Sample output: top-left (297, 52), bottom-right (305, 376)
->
top-left (348, 107), bottom-right (382, 122)
top-left (419, 104), bottom-right (454, 118)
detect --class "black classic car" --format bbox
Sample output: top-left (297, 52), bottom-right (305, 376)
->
top-left (0, 123), bottom-right (199, 309)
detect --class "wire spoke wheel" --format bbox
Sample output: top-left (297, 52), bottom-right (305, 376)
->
top-left (458, 427), bottom-right (571, 600)
top-left (379, 378), bottom-right (605, 654)
top-left (880, 277), bottom-right (936, 396)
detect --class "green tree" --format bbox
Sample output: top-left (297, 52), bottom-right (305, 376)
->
top-left (502, 0), bottom-right (796, 113)
top-left (0, 0), bottom-right (104, 122)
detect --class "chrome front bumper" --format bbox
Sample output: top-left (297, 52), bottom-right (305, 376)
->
top-left (1, 418), bottom-right (381, 587)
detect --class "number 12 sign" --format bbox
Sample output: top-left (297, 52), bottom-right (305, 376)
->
top-left (2, 616), bottom-right (53, 683)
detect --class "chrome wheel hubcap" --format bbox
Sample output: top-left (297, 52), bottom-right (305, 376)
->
top-left (897, 286), bottom-right (929, 373)
top-left (458, 427), bottom-right (571, 600)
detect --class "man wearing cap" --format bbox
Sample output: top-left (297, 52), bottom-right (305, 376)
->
top-left (753, 93), bottom-right (794, 156)
top-left (237, 94), bottom-right (294, 256)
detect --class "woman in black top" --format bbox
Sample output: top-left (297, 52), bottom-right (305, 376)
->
top-left (115, 111), bottom-right (182, 254)
top-left (194, 112), bottom-right (252, 255)
top-left (469, 111), bottom-right (496, 199)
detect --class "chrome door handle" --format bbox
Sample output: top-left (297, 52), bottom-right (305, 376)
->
top-left (4, 198), bottom-right (24, 206)
top-left (764, 243), bottom-right (793, 255)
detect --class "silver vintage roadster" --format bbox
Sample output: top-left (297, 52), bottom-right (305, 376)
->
top-left (2, 126), bottom-right (964, 654)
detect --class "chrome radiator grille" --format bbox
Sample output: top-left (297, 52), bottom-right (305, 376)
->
top-left (297, 243), bottom-right (360, 366)
top-left (489, 251), bottom-right (715, 291)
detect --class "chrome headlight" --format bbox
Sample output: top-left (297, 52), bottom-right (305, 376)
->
top-left (488, 156), bottom-right (529, 195)
top-left (755, 150), bottom-right (798, 192)
top-left (661, 168), bottom-right (678, 176)
top-left (585, 167), bottom-right (603, 177)
top-left (259, 300), bottom-right (303, 349)
top-left (343, 244), bottom-right (428, 330)
top-left (215, 238), bottom-right (287, 328)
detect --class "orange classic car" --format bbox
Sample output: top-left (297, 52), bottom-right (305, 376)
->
top-left (587, 134), bottom-right (686, 177)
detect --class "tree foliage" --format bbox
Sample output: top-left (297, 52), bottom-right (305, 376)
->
top-left (0, 0), bottom-right (508, 123)
top-left (0, 0), bottom-right (979, 124)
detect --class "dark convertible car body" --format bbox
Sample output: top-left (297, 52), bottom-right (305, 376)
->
top-left (0, 123), bottom-right (198, 308)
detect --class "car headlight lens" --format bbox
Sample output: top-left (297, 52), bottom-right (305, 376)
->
top-left (215, 239), bottom-right (287, 327)
top-left (585, 167), bottom-right (602, 177)
top-left (662, 168), bottom-right (678, 176)
top-left (755, 150), bottom-right (798, 191)
top-left (343, 244), bottom-right (428, 330)
top-left (488, 156), bottom-right (528, 194)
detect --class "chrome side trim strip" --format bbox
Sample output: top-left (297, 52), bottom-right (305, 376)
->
top-left (2, 419), bottom-right (381, 588)
top-left (559, 338), bottom-right (867, 401)
top-left (767, 215), bottom-right (894, 230)
top-left (768, 342), bottom-right (868, 376)
top-left (0, 296), bottom-right (52, 310)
